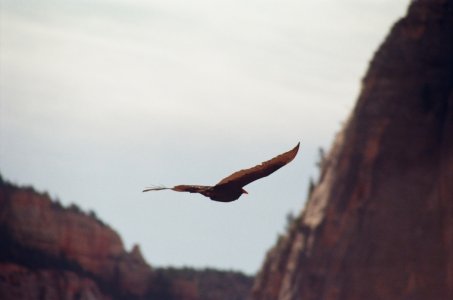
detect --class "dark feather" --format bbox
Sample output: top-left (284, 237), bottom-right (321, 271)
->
top-left (215, 142), bottom-right (300, 188)
top-left (172, 185), bottom-right (211, 193)
top-left (142, 185), bottom-right (170, 192)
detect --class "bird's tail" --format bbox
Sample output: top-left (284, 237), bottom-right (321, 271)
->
top-left (142, 185), bottom-right (171, 192)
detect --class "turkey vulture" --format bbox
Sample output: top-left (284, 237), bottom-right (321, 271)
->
top-left (143, 142), bottom-right (300, 202)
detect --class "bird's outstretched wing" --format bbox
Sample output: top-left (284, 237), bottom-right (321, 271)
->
top-left (143, 185), bottom-right (211, 194)
top-left (172, 185), bottom-right (211, 193)
top-left (215, 142), bottom-right (300, 188)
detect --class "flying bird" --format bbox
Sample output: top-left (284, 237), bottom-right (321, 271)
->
top-left (143, 142), bottom-right (300, 202)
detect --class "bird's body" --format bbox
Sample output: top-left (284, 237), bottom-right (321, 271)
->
top-left (174, 185), bottom-right (245, 202)
top-left (143, 143), bottom-right (300, 202)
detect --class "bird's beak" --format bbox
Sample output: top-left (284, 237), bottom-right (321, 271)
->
top-left (242, 189), bottom-right (248, 194)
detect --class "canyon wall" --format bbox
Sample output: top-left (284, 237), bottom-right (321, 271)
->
top-left (0, 179), bottom-right (252, 300)
top-left (251, 0), bottom-right (453, 299)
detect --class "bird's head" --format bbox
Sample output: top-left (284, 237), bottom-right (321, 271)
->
top-left (241, 188), bottom-right (248, 195)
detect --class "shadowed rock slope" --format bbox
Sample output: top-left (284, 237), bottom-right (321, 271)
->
top-left (251, 0), bottom-right (453, 299)
top-left (0, 178), bottom-right (252, 300)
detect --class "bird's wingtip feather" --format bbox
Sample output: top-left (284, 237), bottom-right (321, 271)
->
top-left (292, 142), bottom-right (300, 153)
top-left (142, 185), bottom-right (169, 192)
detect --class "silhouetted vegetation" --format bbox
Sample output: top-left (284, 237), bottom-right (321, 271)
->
top-left (88, 210), bottom-right (98, 219)
top-left (148, 267), bottom-right (253, 300)
top-left (50, 198), bottom-right (64, 210)
top-left (316, 147), bottom-right (326, 170)
top-left (68, 203), bottom-right (82, 213)
top-left (285, 211), bottom-right (296, 231)
top-left (307, 177), bottom-right (316, 198)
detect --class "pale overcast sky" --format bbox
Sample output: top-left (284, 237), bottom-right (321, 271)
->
top-left (0, 0), bottom-right (408, 274)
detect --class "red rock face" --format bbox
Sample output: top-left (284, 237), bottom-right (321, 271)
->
top-left (0, 263), bottom-right (111, 300)
top-left (0, 182), bottom-right (253, 300)
top-left (251, 0), bottom-right (453, 299)
top-left (3, 190), bottom-right (124, 279)
top-left (0, 184), bottom-right (154, 299)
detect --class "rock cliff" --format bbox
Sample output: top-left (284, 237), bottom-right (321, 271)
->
top-left (251, 0), bottom-right (453, 299)
top-left (0, 178), bottom-right (252, 300)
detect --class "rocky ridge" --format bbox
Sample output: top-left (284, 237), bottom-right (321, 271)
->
top-left (251, 0), bottom-right (453, 299)
top-left (0, 178), bottom-right (252, 300)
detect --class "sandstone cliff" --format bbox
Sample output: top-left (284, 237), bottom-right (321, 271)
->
top-left (0, 178), bottom-right (252, 300)
top-left (251, 0), bottom-right (453, 299)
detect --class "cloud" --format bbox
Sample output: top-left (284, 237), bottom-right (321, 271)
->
top-left (0, 0), bottom-right (408, 273)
